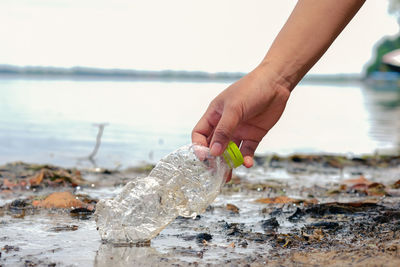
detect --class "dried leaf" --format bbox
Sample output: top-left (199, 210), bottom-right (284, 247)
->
top-left (255, 196), bottom-right (296, 204)
top-left (226, 203), bottom-right (239, 213)
top-left (32, 192), bottom-right (84, 209)
top-left (392, 180), bottom-right (400, 189)
top-left (342, 176), bottom-right (373, 187)
top-left (340, 176), bottom-right (388, 196)
top-left (255, 196), bottom-right (318, 205)
top-left (367, 183), bottom-right (387, 196)
top-left (227, 242), bottom-right (235, 248)
top-left (3, 179), bottom-right (18, 188)
top-left (29, 170), bottom-right (44, 186)
top-left (326, 158), bottom-right (344, 169)
top-left (304, 229), bottom-right (324, 241)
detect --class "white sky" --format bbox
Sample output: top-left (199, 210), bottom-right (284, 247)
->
top-left (0, 0), bottom-right (398, 74)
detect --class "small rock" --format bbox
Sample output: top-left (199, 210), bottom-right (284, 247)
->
top-left (261, 217), bottom-right (279, 230)
top-left (70, 207), bottom-right (95, 219)
top-left (238, 240), bottom-right (248, 248)
top-left (196, 233), bottom-right (212, 243)
top-left (288, 207), bottom-right (305, 222)
top-left (24, 260), bottom-right (36, 267)
top-left (49, 225), bottom-right (79, 232)
top-left (2, 245), bottom-right (19, 253)
top-left (223, 222), bottom-right (244, 236)
top-left (9, 199), bottom-right (29, 211)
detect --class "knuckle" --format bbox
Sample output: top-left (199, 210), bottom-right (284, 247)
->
top-left (242, 145), bottom-right (255, 156)
top-left (214, 128), bottom-right (230, 142)
top-left (225, 101), bottom-right (245, 120)
top-left (191, 130), bottom-right (198, 139)
top-left (209, 98), bottom-right (223, 112)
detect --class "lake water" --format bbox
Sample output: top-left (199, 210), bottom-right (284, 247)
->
top-left (0, 76), bottom-right (399, 169)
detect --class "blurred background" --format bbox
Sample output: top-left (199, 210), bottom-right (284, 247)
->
top-left (0, 0), bottom-right (399, 168)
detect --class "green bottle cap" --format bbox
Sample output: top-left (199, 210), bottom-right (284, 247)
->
top-left (222, 141), bottom-right (244, 168)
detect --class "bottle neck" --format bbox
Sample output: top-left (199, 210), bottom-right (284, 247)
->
top-left (222, 150), bottom-right (234, 169)
top-left (222, 141), bottom-right (244, 168)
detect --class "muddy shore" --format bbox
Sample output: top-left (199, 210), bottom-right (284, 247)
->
top-left (1, 154), bottom-right (400, 266)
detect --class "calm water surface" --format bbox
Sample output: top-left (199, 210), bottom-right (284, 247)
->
top-left (0, 77), bottom-right (399, 168)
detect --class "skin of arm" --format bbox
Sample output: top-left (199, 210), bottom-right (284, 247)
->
top-left (192, 0), bottom-right (366, 169)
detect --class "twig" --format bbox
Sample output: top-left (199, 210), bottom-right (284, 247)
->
top-left (88, 123), bottom-right (108, 161)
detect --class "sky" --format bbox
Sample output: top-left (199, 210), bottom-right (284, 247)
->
top-left (0, 0), bottom-right (398, 74)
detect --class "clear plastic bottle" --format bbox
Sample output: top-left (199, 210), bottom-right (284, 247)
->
top-left (94, 141), bottom-right (244, 244)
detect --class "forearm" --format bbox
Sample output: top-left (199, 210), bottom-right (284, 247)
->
top-left (259, 0), bottom-right (365, 91)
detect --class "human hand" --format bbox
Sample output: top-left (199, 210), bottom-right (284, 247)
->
top-left (192, 0), bottom-right (364, 169)
top-left (192, 65), bottom-right (291, 168)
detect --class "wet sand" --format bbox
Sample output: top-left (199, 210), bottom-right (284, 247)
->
top-left (1, 154), bottom-right (400, 266)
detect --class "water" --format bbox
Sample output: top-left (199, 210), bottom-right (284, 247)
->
top-left (0, 77), bottom-right (399, 169)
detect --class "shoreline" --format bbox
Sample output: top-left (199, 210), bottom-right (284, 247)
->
top-left (1, 151), bottom-right (399, 176)
top-left (0, 64), bottom-right (363, 84)
top-left (1, 150), bottom-right (399, 173)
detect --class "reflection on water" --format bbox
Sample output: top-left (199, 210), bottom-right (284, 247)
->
top-left (95, 244), bottom-right (162, 267)
top-left (362, 84), bottom-right (400, 153)
top-left (0, 78), bottom-right (398, 168)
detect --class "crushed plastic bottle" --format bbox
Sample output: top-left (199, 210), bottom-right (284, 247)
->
top-left (94, 141), bottom-right (243, 244)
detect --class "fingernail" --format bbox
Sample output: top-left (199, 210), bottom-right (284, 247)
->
top-left (244, 156), bottom-right (253, 168)
top-left (210, 142), bottom-right (222, 156)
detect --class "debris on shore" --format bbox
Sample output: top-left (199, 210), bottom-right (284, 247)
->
top-left (0, 154), bottom-right (400, 266)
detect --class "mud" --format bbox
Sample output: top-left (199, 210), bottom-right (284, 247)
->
top-left (1, 154), bottom-right (400, 266)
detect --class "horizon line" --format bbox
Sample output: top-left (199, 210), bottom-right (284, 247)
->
top-left (0, 64), bottom-right (363, 83)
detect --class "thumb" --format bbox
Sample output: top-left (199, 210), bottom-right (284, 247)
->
top-left (209, 108), bottom-right (240, 156)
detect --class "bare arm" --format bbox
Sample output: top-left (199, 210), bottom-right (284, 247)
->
top-left (261, 0), bottom-right (365, 90)
top-left (192, 0), bottom-right (365, 168)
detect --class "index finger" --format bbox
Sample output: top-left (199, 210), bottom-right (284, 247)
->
top-left (191, 108), bottom-right (222, 147)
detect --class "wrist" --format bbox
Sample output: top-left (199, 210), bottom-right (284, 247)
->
top-left (254, 60), bottom-right (295, 93)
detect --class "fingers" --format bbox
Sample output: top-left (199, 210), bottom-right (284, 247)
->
top-left (231, 123), bottom-right (265, 168)
top-left (191, 108), bottom-right (222, 147)
top-left (240, 140), bottom-right (259, 168)
top-left (193, 101), bottom-right (263, 169)
top-left (191, 131), bottom-right (208, 147)
top-left (209, 108), bottom-right (240, 156)
top-left (243, 156), bottom-right (254, 168)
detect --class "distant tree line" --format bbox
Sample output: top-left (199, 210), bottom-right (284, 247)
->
top-left (366, 35), bottom-right (400, 75)
top-left (0, 65), bottom-right (245, 82)
top-left (365, 0), bottom-right (400, 76)
top-left (0, 64), bottom-right (360, 83)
